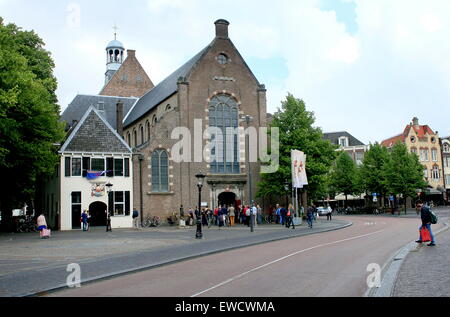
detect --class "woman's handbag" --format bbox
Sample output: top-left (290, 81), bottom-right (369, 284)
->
top-left (420, 227), bottom-right (431, 242)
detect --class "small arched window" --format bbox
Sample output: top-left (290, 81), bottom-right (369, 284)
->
top-left (146, 120), bottom-right (151, 143)
top-left (151, 150), bottom-right (169, 193)
top-left (133, 129), bottom-right (137, 147)
top-left (140, 125), bottom-right (144, 145)
top-left (127, 132), bottom-right (131, 146)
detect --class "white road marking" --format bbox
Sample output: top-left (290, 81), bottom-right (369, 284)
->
top-left (190, 229), bottom-right (385, 297)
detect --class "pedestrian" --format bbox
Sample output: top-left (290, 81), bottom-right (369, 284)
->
top-left (313, 205), bottom-right (318, 221)
top-left (415, 200), bottom-right (436, 246)
top-left (86, 211), bottom-right (91, 231)
top-left (219, 205), bottom-right (227, 228)
top-left (280, 205), bottom-right (287, 226)
top-left (326, 205), bottom-right (332, 221)
top-left (81, 210), bottom-right (88, 231)
top-left (287, 204), bottom-right (295, 229)
top-left (37, 213), bottom-right (48, 238)
top-left (257, 204), bottom-right (262, 225)
top-left (132, 207), bottom-right (140, 229)
top-left (275, 204), bottom-right (281, 224)
top-left (306, 206), bottom-right (314, 228)
top-left (202, 208), bottom-right (208, 226)
top-left (106, 212), bottom-right (112, 232)
top-left (251, 203), bottom-right (258, 228)
top-left (229, 205), bottom-right (235, 226)
top-left (189, 208), bottom-right (195, 226)
top-left (214, 207), bottom-right (219, 226)
top-left (243, 205), bottom-right (250, 226)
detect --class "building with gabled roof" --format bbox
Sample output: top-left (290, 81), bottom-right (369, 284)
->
top-left (323, 131), bottom-right (369, 165)
top-left (41, 106), bottom-right (133, 231)
top-left (123, 19), bottom-right (268, 220)
top-left (381, 117), bottom-right (445, 200)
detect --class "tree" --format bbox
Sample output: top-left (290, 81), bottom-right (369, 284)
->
top-left (382, 142), bottom-right (427, 213)
top-left (360, 143), bottom-right (390, 206)
top-left (0, 18), bottom-right (65, 230)
top-left (329, 151), bottom-right (360, 207)
top-left (256, 94), bottom-right (337, 203)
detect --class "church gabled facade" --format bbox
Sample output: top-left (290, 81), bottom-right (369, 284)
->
top-left (123, 20), bottom-right (268, 219)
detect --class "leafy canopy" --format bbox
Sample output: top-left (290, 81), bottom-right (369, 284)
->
top-left (256, 94), bottom-right (337, 201)
top-left (0, 18), bottom-right (65, 212)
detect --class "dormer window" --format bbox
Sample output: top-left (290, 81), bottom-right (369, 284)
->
top-left (444, 143), bottom-right (450, 153)
top-left (338, 136), bottom-right (349, 147)
top-left (97, 102), bottom-right (105, 111)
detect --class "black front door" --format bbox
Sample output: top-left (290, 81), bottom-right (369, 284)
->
top-left (89, 202), bottom-right (107, 226)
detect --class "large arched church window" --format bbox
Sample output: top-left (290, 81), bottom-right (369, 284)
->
top-left (209, 94), bottom-right (239, 174)
top-left (151, 150), bottom-right (169, 192)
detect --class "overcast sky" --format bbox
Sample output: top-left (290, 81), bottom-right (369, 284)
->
top-left (1, 0), bottom-right (449, 144)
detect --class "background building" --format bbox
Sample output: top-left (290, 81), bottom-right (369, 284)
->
top-left (381, 117), bottom-right (445, 204)
top-left (441, 136), bottom-right (450, 204)
top-left (323, 131), bottom-right (369, 165)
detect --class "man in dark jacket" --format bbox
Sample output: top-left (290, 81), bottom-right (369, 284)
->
top-left (415, 200), bottom-right (436, 246)
top-left (306, 206), bottom-right (314, 228)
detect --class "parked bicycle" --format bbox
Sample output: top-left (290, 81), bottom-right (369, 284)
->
top-left (16, 216), bottom-right (37, 233)
top-left (141, 215), bottom-right (161, 228)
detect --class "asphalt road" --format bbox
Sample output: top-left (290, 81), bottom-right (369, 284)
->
top-left (50, 215), bottom-right (438, 297)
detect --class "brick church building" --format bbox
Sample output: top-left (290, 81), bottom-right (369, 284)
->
top-left (41, 19), bottom-right (268, 229)
top-left (122, 19), bottom-right (268, 220)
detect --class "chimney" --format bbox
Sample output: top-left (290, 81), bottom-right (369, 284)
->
top-left (215, 19), bottom-right (230, 39)
top-left (116, 100), bottom-right (124, 137)
top-left (127, 49), bottom-right (136, 59)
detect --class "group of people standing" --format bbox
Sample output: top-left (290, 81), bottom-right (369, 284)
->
top-left (273, 204), bottom-right (297, 229)
top-left (185, 204), bottom-right (263, 228)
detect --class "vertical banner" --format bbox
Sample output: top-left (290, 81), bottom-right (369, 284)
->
top-left (291, 150), bottom-right (308, 189)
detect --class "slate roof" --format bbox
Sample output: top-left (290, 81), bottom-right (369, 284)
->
top-left (61, 94), bottom-right (138, 130)
top-left (123, 44), bottom-right (212, 128)
top-left (60, 106), bottom-right (132, 154)
top-left (323, 131), bottom-right (365, 146)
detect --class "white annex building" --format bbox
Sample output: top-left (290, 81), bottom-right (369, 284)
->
top-left (42, 106), bottom-right (133, 230)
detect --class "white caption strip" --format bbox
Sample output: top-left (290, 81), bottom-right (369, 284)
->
top-left (191, 229), bottom-right (385, 297)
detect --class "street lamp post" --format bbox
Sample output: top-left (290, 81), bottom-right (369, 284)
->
top-left (245, 115), bottom-right (254, 233)
top-left (195, 173), bottom-right (206, 239)
top-left (106, 182), bottom-right (114, 232)
top-left (284, 181), bottom-right (290, 209)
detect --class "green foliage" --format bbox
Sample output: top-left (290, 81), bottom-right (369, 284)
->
top-left (0, 18), bottom-right (65, 215)
top-left (329, 151), bottom-right (360, 199)
top-left (256, 94), bottom-right (337, 201)
top-left (382, 142), bottom-right (427, 199)
top-left (360, 143), bottom-right (390, 195)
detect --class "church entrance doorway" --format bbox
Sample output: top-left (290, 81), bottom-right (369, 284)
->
top-left (89, 201), bottom-right (107, 227)
top-left (218, 192), bottom-right (237, 208)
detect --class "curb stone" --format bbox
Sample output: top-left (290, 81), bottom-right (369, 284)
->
top-left (365, 221), bottom-right (450, 297)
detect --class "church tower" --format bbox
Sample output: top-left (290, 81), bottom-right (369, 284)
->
top-left (105, 28), bottom-right (125, 84)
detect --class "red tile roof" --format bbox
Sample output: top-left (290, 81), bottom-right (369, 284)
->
top-left (381, 122), bottom-right (436, 148)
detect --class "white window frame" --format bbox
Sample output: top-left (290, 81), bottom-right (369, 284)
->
top-left (432, 166), bottom-right (440, 180)
top-left (338, 137), bottom-right (349, 148)
top-left (71, 157), bottom-right (82, 177)
top-left (91, 157), bottom-right (105, 172)
top-left (431, 149), bottom-right (438, 162)
top-left (114, 191), bottom-right (125, 216)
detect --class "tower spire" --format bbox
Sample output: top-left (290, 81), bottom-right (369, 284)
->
top-left (113, 23), bottom-right (118, 40)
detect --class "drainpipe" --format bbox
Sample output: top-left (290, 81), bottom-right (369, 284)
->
top-left (139, 154), bottom-right (144, 224)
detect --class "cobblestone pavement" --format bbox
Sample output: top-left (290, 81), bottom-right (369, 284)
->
top-left (0, 218), bottom-right (350, 297)
top-left (393, 208), bottom-right (450, 297)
